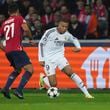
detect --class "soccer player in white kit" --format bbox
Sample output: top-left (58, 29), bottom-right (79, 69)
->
top-left (38, 18), bottom-right (94, 98)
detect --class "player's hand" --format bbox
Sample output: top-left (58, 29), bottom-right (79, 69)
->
top-left (39, 61), bottom-right (45, 67)
top-left (0, 42), bottom-right (5, 52)
top-left (72, 47), bottom-right (81, 52)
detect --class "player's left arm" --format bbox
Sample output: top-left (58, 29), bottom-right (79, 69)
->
top-left (67, 33), bottom-right (81, 52)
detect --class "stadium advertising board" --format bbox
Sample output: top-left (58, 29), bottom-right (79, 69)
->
top-left (0, 44), bottom-right (110, 89)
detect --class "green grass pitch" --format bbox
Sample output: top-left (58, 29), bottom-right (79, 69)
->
top-left (0, 89), bottom-right (110, 110)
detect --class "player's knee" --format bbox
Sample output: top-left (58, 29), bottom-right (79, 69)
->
top-left (15, 68), bottom-right (22, 73)
top-left (25, 68), bottom-right (34, 74)
top-left (62, 65), bottom-right (73, 77)
top-left (24, 64), bottom-right (34, 74)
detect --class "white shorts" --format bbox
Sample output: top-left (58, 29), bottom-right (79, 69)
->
top-left (44, 57), bottom-right (69, 76)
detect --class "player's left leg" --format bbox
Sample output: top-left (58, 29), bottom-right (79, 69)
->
top-left (13, 51), bottom-right (34, 99)
top-left (62, 65), bottom-right (94, 98)
top-left (1, 68), bottom-right (21, 99)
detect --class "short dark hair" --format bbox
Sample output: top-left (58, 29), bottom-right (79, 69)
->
top-left (58, 16), bottom-right (69, 23)
top-left (8, 2), bottom-right (19, 14)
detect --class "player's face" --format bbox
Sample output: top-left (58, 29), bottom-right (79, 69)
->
top-left (57, 21), bottom-right (69, 34)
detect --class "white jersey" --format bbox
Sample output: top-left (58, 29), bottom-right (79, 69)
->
top-left (38, 27), bottom-right (81, 61)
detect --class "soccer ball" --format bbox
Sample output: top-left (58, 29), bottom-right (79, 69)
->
top-left (47, 87), bottom-right (60, 98)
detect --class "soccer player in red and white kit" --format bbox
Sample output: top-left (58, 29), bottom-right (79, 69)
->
top-left (0, 3), bottom-right (34, 99)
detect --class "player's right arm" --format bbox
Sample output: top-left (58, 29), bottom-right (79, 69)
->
top-left (21, 21), bottom-right (32, 39)
top-left (38, 30), bottom-right (49, 66)
top-left (21, 19), bottom-right (36, 45)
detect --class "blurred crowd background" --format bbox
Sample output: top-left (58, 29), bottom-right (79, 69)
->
top-left (0, 0), bottom-right (110, 40)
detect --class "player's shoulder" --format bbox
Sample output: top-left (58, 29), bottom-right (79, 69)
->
top-left (45, 27), bottom-right (56, 34)
top-left (14, 15), bottom-right (26, 24)
top-left (65, 30), bottom-right (73, 36)
top-left (65, 31), bottom-right (77, 39)
top-left (2, 17), bottom-right (14, 26)
top-left (14, 15), bottom-right (24, 20)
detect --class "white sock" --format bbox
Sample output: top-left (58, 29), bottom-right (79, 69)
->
top-left (43, 76), bottom-right (51, 87)
top-left (71, 73), bottom-right (90, 96)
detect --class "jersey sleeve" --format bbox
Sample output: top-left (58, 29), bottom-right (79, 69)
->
top-left (38, 30), bottom-right (49, 61)
top-left (67, 33), bottom-right (81, 49)
top-left (18, 16), bottom-right (26, 25)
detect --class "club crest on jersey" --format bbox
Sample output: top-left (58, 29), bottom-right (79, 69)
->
top-left (54, 38), bottom-right (63, 46)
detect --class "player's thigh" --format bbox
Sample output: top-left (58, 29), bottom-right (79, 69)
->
top-left (6, 51), bottom-right (32, 69)
top-left (24, 64), bottom-right (34, 73)
top-left (58, 57), bottom-right (69, 70)
top-left (58, 57), bottom-right (74, 76)
top-left (44, 61), bottom-right (56, 76)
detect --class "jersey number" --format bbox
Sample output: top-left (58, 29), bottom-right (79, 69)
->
top-left (4, 23), bottom-right (15, 40)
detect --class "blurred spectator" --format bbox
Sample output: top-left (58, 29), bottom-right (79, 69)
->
top-left (0, 14), bottom-right (5, 41)
top-left (65, 0), bottom-right (78, 14)
top-left (84, 5), bottom-right (98, 39)
top-left (43, 0), bottom-right (49, 7)
top-left (24, 12), bottom-right (41, 40)
top-left (103, 0), bottom-right (110, 37)
top-left (57, 0), bottom-right (66, 10)
top-left (0, 0), bottom-right (5, 6)
top-left (45, 11), bottom-right (61, 29)
top-left (76, 0), bottom-right (85, 16)
top-left (60, 5), bottom-right (71, 21)
top-left (25, 6), bottom-right (37, 22)
top-left (50, 0), bottom-right (66, 12)
top-left (33, 20), bottom-right (44, 40)
top-left (68, 14), bottom-right (86, 39)
top-left (94, 0), bottom-right (108, 38)
top-left (0, 14), bottom-right (6, 26)
top-left (30, 12), bottom-right (41, 22)
top-left (50, 0), bottom-right (58, 12)
top-left (0, 0), bottom-right (109, 40)
top-left (0, 0), bottom-right (14, 17)
top-left (20, 0), bottom-right (31, 17)
top-left (41, 5), bottom-right (54, 27)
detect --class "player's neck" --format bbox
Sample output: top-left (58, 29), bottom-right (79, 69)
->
top-left (57, 27), bottom-right (65, 34)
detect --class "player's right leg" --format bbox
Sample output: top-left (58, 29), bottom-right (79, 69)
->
top-left (39, 62), bottom-right (57, 88)
top-left (39, 73), bottom-right (46, 89)
top-left (45, 62), bottom-right (57, 87)
top-left (39, 72), bottom-right (57, 88)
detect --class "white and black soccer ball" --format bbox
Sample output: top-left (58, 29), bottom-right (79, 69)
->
top-left (47, 87), bottom-right (60, 98)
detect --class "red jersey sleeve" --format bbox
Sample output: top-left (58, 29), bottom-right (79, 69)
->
top-left (18, 16), bottom-right (26, 26)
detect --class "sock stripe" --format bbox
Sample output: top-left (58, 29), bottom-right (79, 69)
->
top-left (71, 73), bottom-right (75, 79)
